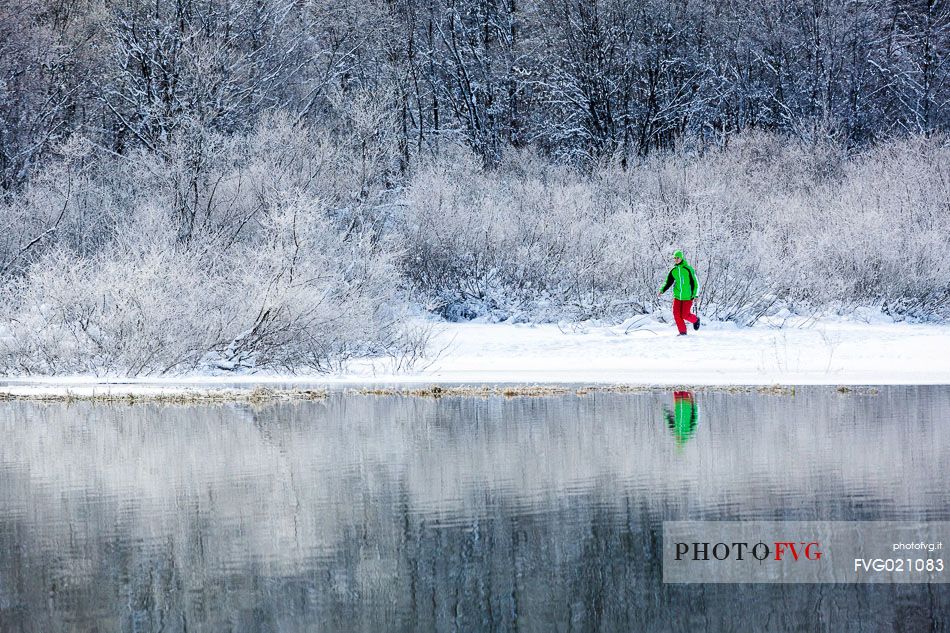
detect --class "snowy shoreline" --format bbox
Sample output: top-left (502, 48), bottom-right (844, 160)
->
top-left (2, 315), bottom-right (949, 399)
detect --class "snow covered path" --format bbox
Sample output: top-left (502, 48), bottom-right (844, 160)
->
top-left (377, 317), bottom-right (950, 386)
top-left (2, 315), bottom-right (949, 396)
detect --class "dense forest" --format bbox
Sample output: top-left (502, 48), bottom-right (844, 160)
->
top-left (2, 0), bottom-right (948, 182)
top-left (0, 0), bottom-right (948, 375)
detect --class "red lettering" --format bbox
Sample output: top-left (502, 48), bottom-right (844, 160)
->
top-left (774, 541), bottom-right (800, 561)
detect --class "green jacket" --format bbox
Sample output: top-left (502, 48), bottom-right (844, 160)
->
top-left (660, 260), bottom-right (699, 301)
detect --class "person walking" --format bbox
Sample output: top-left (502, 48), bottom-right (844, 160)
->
top-left (658, 250), bottom-right (701, 335)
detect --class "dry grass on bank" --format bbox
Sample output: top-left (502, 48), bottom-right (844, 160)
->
top-left (0, 383), bottom-right (882, 404)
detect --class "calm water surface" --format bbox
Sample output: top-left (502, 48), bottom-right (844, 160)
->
top-left (0, 387), bottom-right (948, 632)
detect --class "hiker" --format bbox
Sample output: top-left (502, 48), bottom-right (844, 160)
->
top-left (658, 250), bottom-right (701, 335)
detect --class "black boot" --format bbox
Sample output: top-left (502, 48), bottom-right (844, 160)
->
top-left (693, 317), bottom-right (701, 331)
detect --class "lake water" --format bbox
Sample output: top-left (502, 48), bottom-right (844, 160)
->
top-left (0, 387), bottom-right (948, 631)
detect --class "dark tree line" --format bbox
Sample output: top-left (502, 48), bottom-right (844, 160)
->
top-left (1, 0), bottom-right (947, 189)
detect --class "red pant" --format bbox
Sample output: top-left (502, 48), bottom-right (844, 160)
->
top-left (672, 299), bottom-right (698, 334)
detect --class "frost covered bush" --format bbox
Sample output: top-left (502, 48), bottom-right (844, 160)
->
top-left (0, 121), bottom-right (947, 376)
top-left (400, 148), bottom-right (648, 321)
top-left (215, 193), bottom-right (400, 372)
top-left (0, 197), bottom-right (401, 376)
top-left (801, 136), bottom-right (950, 318)
top-left (400, 133), bottom-right (950, 323)
top-left (0, 224), bottom-right (227, 375)
top-left (399, 141), bottom-right (782, 322)
top-left (0, 117), bottom-right (407, 376)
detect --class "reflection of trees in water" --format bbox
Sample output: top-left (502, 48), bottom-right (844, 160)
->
top-left (0, 389), bottom-right (948, 631)
top-left (1, 490), bottom-right (943, 632)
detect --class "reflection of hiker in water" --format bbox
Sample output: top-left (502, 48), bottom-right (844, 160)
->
top-left (664, 391), bottom-right (698, 447)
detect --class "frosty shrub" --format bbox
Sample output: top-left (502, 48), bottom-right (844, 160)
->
top-left (399, 147), bottom-right (647, 321)
top-left (400, 133), bottom-right (950, 323)
top-left (0, 195), bottom-right (401, 376)
top-left (216, 192), bottom-right (400, 372)
top-left (801, 136), bottom-right (950, 317)
top-left (0, 117), bottom-right (408, 376)
top-left (0, 122), bottom-right (947, 376)
top-left (0, 210), bottom-right (229, 375)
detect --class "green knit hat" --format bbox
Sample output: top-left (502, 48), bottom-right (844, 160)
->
top-left (673, 250), bottom-right (684, 259)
